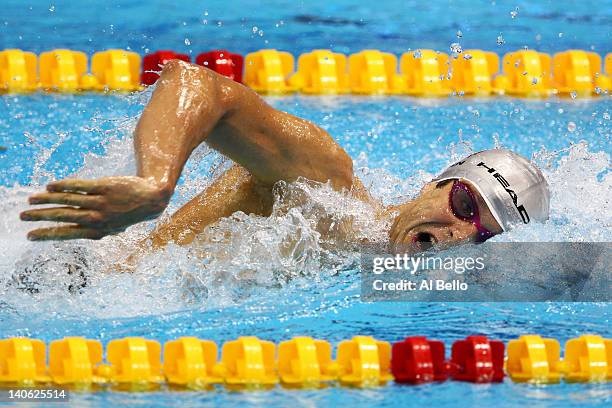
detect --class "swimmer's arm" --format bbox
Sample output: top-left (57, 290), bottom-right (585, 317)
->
top-left (145, 164), bottom-right (273, 249)
top-left (140, 167), bottom-right (378, 251)
top-left (21, 60), bottom-right (353, 241)
top-left (135, 60), bottom-right (354, 192)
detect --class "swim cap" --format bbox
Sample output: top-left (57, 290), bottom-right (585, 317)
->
top-left (435, 149), bottom-right (550, 231)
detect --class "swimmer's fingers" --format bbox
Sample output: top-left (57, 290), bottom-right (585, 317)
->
top-left (20, 207), bottom-right (104, 226)
top-left (28, 192), bottom-right (104, 209)
top-left (46, 179), bottom-right (104, 194)
top-left (26, 225), bottom-right (108, 241)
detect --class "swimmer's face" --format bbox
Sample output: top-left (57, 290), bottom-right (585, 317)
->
top-left (389, 180), bottom-right (503, 253)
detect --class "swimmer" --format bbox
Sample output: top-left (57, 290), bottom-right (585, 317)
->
top-left (20, 60), bottom-right (550, 254)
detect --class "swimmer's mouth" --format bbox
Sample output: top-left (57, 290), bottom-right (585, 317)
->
top-left (412, 231), bottom-right (438, 251)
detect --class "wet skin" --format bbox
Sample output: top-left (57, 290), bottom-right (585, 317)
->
top-left (20, 61), bottom-right (502, 254)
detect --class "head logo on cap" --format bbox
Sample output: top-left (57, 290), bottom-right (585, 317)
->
top-left (464, 159), bottom-right (529, 223)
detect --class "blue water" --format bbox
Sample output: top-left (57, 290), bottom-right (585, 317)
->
top-left (2, 0), bottom-right (611, 57)
top-left (1, 1), bottom-right (612, 407)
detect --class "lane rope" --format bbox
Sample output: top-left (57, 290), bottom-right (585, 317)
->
top-left (1, 48), bottom-right (610, 96)
top-left (0, 334), bottom-right (609, 389)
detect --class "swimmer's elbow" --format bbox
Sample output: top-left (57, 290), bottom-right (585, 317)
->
top-left (159, 59), bottom-right (235, 112)
top-left (158, 59), bottom-right (190, 81)
top-left (160, 60), bottom-right (216, 89)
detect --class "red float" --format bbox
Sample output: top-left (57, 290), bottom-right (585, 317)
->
top-left (449, 335), bottom-right (505, 383)
top-left (391, 336), bottom-right (448, 384)
top-left (141, 50), bottom-right (191, 85)
top-left (195, 50), bottom-right (243, 83)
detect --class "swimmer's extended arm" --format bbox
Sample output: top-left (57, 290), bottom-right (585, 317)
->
top-left (21, 60), bottom-right (353, 241)
top-left (145, 164), bottom-right (273, 248)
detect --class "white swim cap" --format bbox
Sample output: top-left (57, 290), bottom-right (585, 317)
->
top-left (435, 149), bottom-right (550, 231)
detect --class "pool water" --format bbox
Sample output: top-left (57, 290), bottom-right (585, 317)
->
top-left (1, 1), bottom-right (611, 407)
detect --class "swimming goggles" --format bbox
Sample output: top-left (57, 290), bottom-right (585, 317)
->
top-left (449, 180), bottom-right (495, 242)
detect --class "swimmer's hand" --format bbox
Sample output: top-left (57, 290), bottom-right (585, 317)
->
top-left (20, 177), bottom-right (171, 241)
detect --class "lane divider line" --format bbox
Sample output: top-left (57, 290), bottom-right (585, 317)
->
top-left (1, 48), bottom-right (610, 96)
top-left (0, 334), bottom-right (609, 389)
